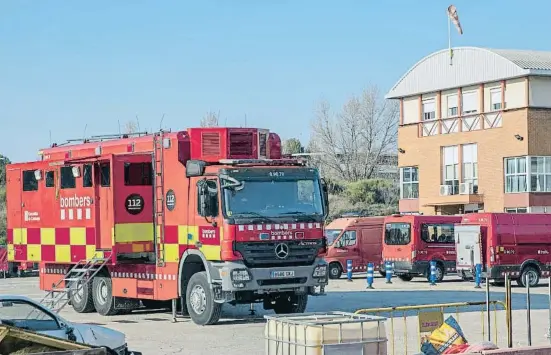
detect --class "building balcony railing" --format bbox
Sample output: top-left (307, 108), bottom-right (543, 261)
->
top-left (418, 112), bottom-right (502, 137)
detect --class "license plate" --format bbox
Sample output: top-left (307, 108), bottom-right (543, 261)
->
top-left (270, 270), bottom-right (295, 278)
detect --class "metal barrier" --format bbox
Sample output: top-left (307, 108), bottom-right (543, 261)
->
top-left (355, 300), bottom-right (508, 355)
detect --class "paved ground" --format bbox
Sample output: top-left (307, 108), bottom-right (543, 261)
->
top-left (1, 274), bottom-right (550, 354)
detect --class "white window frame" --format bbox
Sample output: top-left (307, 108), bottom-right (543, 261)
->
top-left (529, 156), bottom-right (551, 192)
top-left (447, 94), bottom-right (458, 117)
top-left (462, 144), bottom-right (478, 193)
top-left (504, 207), bottom-right (527, 213)
top-left (442, 146), bottom-right (459, 195)
top-left (422, 99), bottom-right (436, 121)
top-left (461, 91), bottom-right (478, 115)
top-left (400, 166), bottom-right (419, 199)
top-left (504, 157), bottom-right (528, 193)
top-left (490, 88), bottom-right (502, 111)
top-left (505, 156), bottom-right (551, 193)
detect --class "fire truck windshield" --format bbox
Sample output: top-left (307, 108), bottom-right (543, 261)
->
top-left (222, 178), bottom-right (323, 219)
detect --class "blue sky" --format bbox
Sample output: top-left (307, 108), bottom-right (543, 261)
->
top-left (1, 0), bottom-right (550, 162)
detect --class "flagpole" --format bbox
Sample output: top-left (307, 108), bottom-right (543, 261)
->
top-left (448, 15), bottom-right (452, 66)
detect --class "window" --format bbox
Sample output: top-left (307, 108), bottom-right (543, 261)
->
top-left (505, 207), bottom-right (527, 213)
top-left (421, 223), bottom-right (455, 244)
top-left (504, 157), bottom-right (528, 193)
top-left (462, 144), bottom-right (478, 193)
top-left (505, 156), bottom-right (551, 193)
top-left (0, 299), bottom-right (60, 330)
top-left (462, 91), bottom-right (477, 114)
top-left (447, 94), bottom-right (458, 117)
top-left (529, 157), bottom-right (551, 192)
top-left (490, 88), bottom-right (502, 111)
top-left (45, 171), bottom-right (54, 188)
top-left (83, 164), bottom-right (93, 188)
top-left (124, 162), bottom-right (153, 186)
top-left (197, 179), bottom-right (219, 217)
top-left (100, 163), bottom-right (110, 187)
top-left (422, 99), bottom-right (436, 120)
top-left (443, 146), bottom-right (459, 194)
top-left (324, 229), bottom-right (342, 246)
top-left (22, 170), bottom-right (38, 191)
top-left (400, 167), bottom-right (419, 199)
top-left (384, 223), bottom-right (411, 245)
top-left (60, 166), bottom-right (76, 189)
top-left (336, 230), bottom-right (357, 247)
top-left (223, 178), bottom-right (323, 217)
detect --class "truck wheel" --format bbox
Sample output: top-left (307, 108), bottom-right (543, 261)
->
top-left (398, 274), bottom-right (413, 282)
top-left (69, 280), bottom-right (95, 313)
top-left (92, 276), bottom-right (119, 316)
top-left (273, 294), bottom-right (308, 314)
top-left (427, 263), bottom-right (445, 283)
top-left (328, 263), bottom-right (342, 279)
top-left (518, 266), bottom-right (540, 288)
top-left (186, 271), bottom-right (222, 325)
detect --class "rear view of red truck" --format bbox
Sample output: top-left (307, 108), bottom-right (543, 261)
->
top-left (456, 212), bottom-right (551, 287)
top-left (382, 214), bottom-right (462, 282)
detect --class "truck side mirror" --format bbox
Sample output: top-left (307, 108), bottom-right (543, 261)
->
top-left (321, 178), bottom-right (329, 217)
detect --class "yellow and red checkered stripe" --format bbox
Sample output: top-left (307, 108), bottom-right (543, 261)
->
top-left (8, 223), bottom-right (223, 263)
top-left (7, 227), bottom-right (107, 263)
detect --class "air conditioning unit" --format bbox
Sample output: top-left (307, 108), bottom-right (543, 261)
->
top-left (459, 182), bottom-right (474, 195)
top-left (439, 185), bottom-right (452, 196)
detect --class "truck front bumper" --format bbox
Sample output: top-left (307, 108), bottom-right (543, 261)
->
top-left (213, 258), bottom-right (329, 293)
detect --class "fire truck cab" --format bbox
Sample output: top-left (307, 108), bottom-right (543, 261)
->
top-left (6, 127), bottom-right (329, 325)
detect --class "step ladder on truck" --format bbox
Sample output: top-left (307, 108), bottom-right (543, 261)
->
top-left (6, 126), bottom-right (330, 325)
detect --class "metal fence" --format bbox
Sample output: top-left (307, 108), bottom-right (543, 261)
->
top-left (355, 300), bottom-right (507, 355)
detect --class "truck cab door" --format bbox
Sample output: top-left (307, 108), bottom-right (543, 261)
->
top-left (455, 225), bottom-right (482, 272)
top-left (334, 229), bottom-right (361, 270)
top-left (191, 177), bottom-right (222, 261)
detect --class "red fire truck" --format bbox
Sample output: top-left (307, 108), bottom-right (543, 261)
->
top-left (382, 214), bottom-right (462, 282)
top-left (6, 127), bottom-right (329, 325)
top-left (455, 212), bottom-right (551, 287)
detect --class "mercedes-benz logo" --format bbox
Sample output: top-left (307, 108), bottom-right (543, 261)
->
top-left (275, 243), bottom-right (289, 259)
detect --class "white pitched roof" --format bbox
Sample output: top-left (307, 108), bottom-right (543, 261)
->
top-left (386, 47), bottom-right (551, 99)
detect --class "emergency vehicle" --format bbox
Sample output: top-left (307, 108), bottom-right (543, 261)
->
top-left (324, 216), bottom-right (385, 279)
top-left (382, 214), bottom-right (462, 282)
top-left (6, 127), bottom-right (329, 325)
top-left (455, 212), bottom-right (551, 287)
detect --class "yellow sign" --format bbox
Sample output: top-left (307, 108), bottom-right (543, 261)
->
top-left (418, 311), bottom-right (444, 333)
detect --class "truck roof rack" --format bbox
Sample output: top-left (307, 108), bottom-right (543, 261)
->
top-left (50, 131), bottom-right (153, 148)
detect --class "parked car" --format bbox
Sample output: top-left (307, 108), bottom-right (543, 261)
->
top-left (0, 295), bottom-right (140, 354)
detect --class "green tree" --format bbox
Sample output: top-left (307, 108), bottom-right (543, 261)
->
top-left (0, 155), bottom-right (10, 246)
top-left (323, 178), bottom-right (399, 222)
top-left (345, 179), bottom-right (398, 205)
top-left (282, 138), bottom-right (304, 155)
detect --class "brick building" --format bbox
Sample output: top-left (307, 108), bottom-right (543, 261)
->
top-left (386, 47), bottom-right (551, 215)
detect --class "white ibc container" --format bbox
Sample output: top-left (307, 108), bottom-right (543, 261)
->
top-left (264, 312), bottom-right (387, 355)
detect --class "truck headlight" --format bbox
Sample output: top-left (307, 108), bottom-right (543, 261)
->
top-left (231, 269), bottom-right (251, 282)
top-left (313, 265), bottom-right (327, 278)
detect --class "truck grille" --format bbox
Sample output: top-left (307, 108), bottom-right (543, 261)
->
top-left (234, 240), bottom-right (322, 268)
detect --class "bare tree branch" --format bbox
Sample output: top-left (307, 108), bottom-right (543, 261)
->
top-left (123, 121), bottom-right (138, 134)
top-left (200, 111), bottom-right (220, 127)
top-left (309, 85), bottom-right (398, 181)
